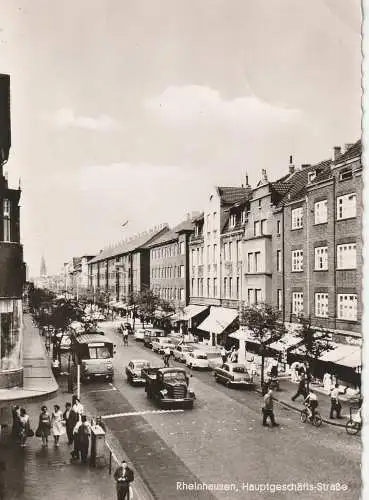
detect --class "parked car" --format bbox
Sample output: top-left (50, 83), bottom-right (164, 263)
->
top-left (125, 359), bottom-right (152, 385)
top-left (173, 344), bottom-right (196, 363)
top-left (152, 337), bottom-right (181, 355)
top-left (134, 328), bottom-right (147, 342)
top-left (144, 329), bottom-right (166, 348)
top-left (206, 352), bottom-right (224, 370)
top-left (214, 363), bottom-right (255, 388)
top-left (185, 351), bottom-right (213, 370)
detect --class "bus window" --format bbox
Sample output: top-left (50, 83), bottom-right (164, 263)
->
top-left (88, 346), bottom-right (111, 359)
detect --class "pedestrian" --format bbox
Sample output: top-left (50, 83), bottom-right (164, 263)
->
top-left (304, 390), bottom-right (318, 420)
top-left (51, 404), bottom-right (65, 447)
top-left (95, 416), bottom-right (107, 433)
top-left (18, 408), bottom-right (31, 447)
top-left (323, 372), bottom-right (332, 393)
top-left (63, 402), bottom-right (74, 445)
top-left (52, 358), bottom-right (60, 377)
top-left (72, 396), bottom-right (84, 418)
top-left (77, 416), bottom-right (91, 464)
top-left (123, 330), bottom-right (129, 347)
top-left (220, 345), bottom-right (228, 364)
top-left (163, 346), bottom-right (171, 367)
top-left (229, 346), bottom-right (237, 363)
top-left (290, 362), bottom-right (299, 383)
top-left (330, 383), bottom-right (342, 419)
top-left (36, 406), bottom-right (51, 447)
top-left (291, 373), bottom-right (307, 402)
top-left (114, 460), bottom-right (134, 500)
top-left (262, 389), bottom-right (279, 427)
top-left (71, 418), bottom-right (82, 460)
top-left (11, 405), bottom-right (20, 438)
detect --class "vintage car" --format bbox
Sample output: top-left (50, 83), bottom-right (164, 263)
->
top-left (142, 367), bottom-right (195, 409)
top-left (133, 328), bottom-right (147, 341)
top-left (173, 344), bottom-right (196, 362)
top-left (184, 350), bottom-right (222, 370)
top-left (214, 363), bottom-right (255, 388)
top-left (125, 359), bottom-right (152, 385)
top-left (152, 337), bottom-right (181, 355)
top-left (143, 329), bottom-right (166, 348)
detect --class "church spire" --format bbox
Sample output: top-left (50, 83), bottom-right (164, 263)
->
top-left (40, 255), bottom-right (47, 276)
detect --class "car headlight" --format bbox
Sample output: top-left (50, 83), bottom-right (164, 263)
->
top-left (160, 389), bottom-right (168, 397)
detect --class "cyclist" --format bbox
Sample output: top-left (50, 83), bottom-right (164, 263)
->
top-left (304, 390), bottom-right (318, 421)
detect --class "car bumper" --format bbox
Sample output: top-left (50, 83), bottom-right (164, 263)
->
top-left (159, 397), bottom-right (195, 409)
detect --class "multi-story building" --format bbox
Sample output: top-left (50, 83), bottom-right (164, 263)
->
top-left (272, 141), bottom-right (362, 346)
top-left (144, 218), bottom-right (195, 310)
top-left (87, 225), bottom-right (169, 304)
top-left (0, 74), bottom-right (25, 389)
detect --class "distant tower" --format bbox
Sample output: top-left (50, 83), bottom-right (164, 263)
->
top-left (40, 255), bottom-right (47, 276)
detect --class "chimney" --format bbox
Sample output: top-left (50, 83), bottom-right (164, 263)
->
top-left (261, 169), bottom-right (268, 183)
top-left (289, 155), bottom-right (295, 174)
top-left (333, 146), bottom-right (342, 161)
top-left (344, 143), bottom-right (353, 153)
top-left (245, 173), bottom-right (250, 188)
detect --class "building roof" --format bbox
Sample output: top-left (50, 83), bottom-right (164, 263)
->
top-left (143, 218), bottom-right (195, 249)
top-left (217, 186), bottom-right (252, 205)
top-left (88, 226), bottom-right (169, 264)
top-left (335, 139), bottom-right (361, 164)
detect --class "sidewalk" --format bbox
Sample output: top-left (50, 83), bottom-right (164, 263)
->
top-left (0, 315), bottom-right (58, 404)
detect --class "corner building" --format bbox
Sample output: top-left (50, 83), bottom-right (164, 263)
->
top-left (0, 74), bottom-right (24, 389)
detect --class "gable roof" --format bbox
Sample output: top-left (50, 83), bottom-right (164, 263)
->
top-left (88, 226), bottom-right (169, 264)
top-left (335, 139), bottom-right (361, 165)
top-left (217, 186), bottom-right (252, 205)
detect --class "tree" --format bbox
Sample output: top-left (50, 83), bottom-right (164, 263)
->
top-left (240, 303), bottom-right (286, 387)
top-left (295, 316), bottom-right (334, 391)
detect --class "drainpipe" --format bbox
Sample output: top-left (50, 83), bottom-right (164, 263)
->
top-left (282, 208), bottom-right (286, 322)
top-left (333, 177), bottom-right (337, 331)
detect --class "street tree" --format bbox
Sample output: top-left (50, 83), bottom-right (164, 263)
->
top-left (295, 315), bottom-right (334, 391)
top-left (240, 302), bottom-right (286, 388)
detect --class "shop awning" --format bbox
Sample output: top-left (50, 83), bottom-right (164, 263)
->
top-left (269, 334), bottom-right (302, 352)
top-left (229, 329), bottom-right (260, 343)
top-left (172, 304), bottom-right (209, 322)
top-left (197, 307), bottom-right (238, 335)
top-left (320, 344), bottom-right (362, 368)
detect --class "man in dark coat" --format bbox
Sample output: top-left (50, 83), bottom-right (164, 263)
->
top-left (63, 402), bottom-right (74, 444)
top-left (114, 460), bottom-right (134, 500)
top-left (291, 373), bottom-right (307, 402)
top-left (77, 416), bottom-right (91, 464)
top-left (262, 389), bottom-right (279, 427)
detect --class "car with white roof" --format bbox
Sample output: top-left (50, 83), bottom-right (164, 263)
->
top-left (214, 362), bottom-right (255, 388)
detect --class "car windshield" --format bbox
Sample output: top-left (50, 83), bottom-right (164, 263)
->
top-left (196, 354), bottom-right (207, 360)
top-left (182, 346), bottom-right (193, 352)
top-left (134, 361), bottom-right (150, 369)
top-left (206, 353), bottom-right (220, 359)
top-left (163, 372), bottom-right (187, 383)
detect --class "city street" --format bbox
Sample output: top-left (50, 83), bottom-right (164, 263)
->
top-left (75, 323), bottom-right (361, 500)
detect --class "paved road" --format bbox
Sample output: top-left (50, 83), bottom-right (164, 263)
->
top-left (77, 324), bottom-right (361, 500)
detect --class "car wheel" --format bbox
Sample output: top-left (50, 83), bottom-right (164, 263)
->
top-left (215, 375), bottom-right (220, 383)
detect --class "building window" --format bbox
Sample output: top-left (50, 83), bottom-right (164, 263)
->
top-left (337, 244), bottom-right (356, 269)
top-left (230, 214), bottom-right (237, 228)
top-left (314, 247), bottom-right (328, 270)
top-left (224, 278), bottom-right (227, 298)
top-left (292, 292), bottom-right (304, 315)
top-left (277, 290), bottom-right (282, 311)
top-left (229, 277), bottom-right (232, 298)
top-left (228, 242), bottom-right (232, 261)
top-left (213, 278), bottom-right (217, 297)
top-left (207, 278), bottom-right (211, 297)
top-left (180, 265), bottom-right (185, 278)
top-left (337, 294), bottom-right (357, 321)
top-left (337, 193), bottom-right (357, 220)
top-left (254, 221), bottom-right (260, 237)
top-left (180, 241), bottom-right (185, 254)
top-left (213, 244), bottom-right (217, 262)
top-left (308, 171), bottom-right (316, 183)
top-left (3, 199), bottom-right (11, 242)
top-left (255, 289), bottom-right (262, 304)
top-left (191, 249), bottom-right (195, 266)
top-left (200, 278), bottom-right (204, 296)
top-left (180, 288), bottom-right (185, 302)
top-left (197, 278), bottom-right (200, 296)
top-left (339, 169), bottom-right (353, 181)
top-left (247, 289), bottom-right (254, 305)
top-left (236, 277), bottom-right (240, 298)
top-left (315, 293), bottom-right (328, 318)
top-left (314, 200), bottom-right (328, 225)
top-left (207, 245), bottom-right (210, 262)
top-left (276, 250), bottom-right (282, 272)
top-left (241, 210), bottom-right (247, 224)
top-left (247, 253), bottom-right (253, 273)
top-left (277, 220), bottom-right (281, 235)
top-left (191, 278), bottom-right (195, 294)
top-left (291, 207), bottom-right (303, 230)
top-left (261, 219), bottom-right (267, 235)
top-left (236, 240), bottom-right (242, 262)
top-left (254, 252), bottom-right (261, 272)
top-left (291, 250), bottom-right (303, 272)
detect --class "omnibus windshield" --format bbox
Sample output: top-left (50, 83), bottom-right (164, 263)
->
top-left (88, 346), bottom-right (111, 359)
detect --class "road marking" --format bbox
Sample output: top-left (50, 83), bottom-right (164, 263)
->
top-left (84, 387), bottom-right (117, 394)
top-left (102, 409), bottom-right (185, 419)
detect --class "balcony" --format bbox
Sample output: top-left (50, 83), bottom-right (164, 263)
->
top-left (198, 265), bottom-right (204, 277)
top-left (213, 263), bottom-right (217, 273)
top-left (224, 262), bottom-right (233, 275)
top-left (190, 233), bottom-right (204, 243)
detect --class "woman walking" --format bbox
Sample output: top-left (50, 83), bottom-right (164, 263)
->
top-left (51, 405), bottom-right (64, 447)
top-left (18, 408), bottom-right (31, 448)
top-left (37, 405), bottom-right (51, 447)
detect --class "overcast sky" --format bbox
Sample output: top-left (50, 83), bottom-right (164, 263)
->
top-left (0, 0), bottom-right (362, 276)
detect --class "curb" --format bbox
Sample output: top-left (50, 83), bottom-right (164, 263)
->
top-left (255, 388), bottom-right (347, 428)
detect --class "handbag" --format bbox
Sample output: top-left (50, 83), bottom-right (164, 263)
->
top-left (35, 427), bottom-right (42, 438)
top-left (27, 428), bottom-right (34, 437)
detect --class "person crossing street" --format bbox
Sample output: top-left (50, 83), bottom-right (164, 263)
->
top-left (262, 389), bottom-right (279, 427)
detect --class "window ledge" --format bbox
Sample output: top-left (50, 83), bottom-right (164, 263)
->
top-left (314, 269), bottom-right (328, 272)
top-left (336, 268), bottom-right (357, 271)
top-left (291, 227), bottom-right (303, 231)
top-left (313, 222), bottom-right (328, 226)
top-left (291, 270), bottom-right (304, 273)
top-left (336, 319), bottom-right (358, 323)
top-left (336, 216), bottom-right (357, 222)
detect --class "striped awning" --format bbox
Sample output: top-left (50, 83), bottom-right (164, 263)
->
top-left (197, 307), bottom-right (238, 335)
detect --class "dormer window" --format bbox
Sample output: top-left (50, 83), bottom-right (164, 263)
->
top-left (230, 214), bottom-right (237, 228)
top-left (308, 171), bottom-right (316, 183)
top-left (241, 210), bottom-right (247, 224)
top-left (339, 169), bottom-right (353, 182)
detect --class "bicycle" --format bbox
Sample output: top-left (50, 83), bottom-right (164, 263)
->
top-left (345, 407), bottom-right (361, 435)
top-left (300, 407), bottom-right (322, 427)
